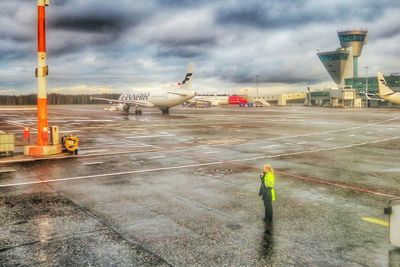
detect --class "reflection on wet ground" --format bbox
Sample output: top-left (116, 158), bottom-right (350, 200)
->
top-left (261, 222), bottom-right (274, 264)
top-left (1, 105), bottom-right (399, 266)
top-left (389, 248), bottom-right (400, 267)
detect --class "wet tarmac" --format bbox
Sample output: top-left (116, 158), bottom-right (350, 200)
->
top-left (1, 105), bottom-right (400, 266)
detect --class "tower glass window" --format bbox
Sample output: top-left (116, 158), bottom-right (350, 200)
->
top-left (339, 34), bottom-right (366, 43)
top-left (318, 53), bottom-right (349, 62)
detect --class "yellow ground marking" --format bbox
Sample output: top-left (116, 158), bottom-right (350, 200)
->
top-left (362, 217), bottom-right (389, 227)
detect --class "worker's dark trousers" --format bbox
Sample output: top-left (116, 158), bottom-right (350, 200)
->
top-left (262, 189), bottom-right (273, 222)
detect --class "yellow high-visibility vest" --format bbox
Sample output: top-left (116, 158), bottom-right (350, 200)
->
top-left (263, 169), bottom-right (276, 201)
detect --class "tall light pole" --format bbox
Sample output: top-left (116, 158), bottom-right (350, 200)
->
top-left (365, 66), bottom-right (368, 108)
top-left (392, 72), bottom-right (400, 90)
top-left (36, 0), bottom-right (50, 145)
top-left (25, 0), bottom-right (62, 156)
top-left (256, 75), bottom-right (259, 98)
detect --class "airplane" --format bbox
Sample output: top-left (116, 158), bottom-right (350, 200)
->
top-left (188, 94), bottom-right (229, 107)
top-left (377, 72), bottom-right (400, 105)
top-left (91, 64), bottom-right (196, 115)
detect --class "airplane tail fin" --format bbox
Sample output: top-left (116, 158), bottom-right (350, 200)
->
top-left (377, 72), bottom-right (394, 96)
top-left (179, 63), bottom-right (194, 89)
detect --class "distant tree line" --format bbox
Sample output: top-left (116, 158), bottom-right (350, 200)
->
top-left (0, 93), bottom-right (121, 105)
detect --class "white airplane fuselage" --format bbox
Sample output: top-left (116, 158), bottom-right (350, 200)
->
top-left (380, 93), bottom-right (400, 105)
top-left (377, 72), bottom-right (400, 105)
top-left (118, 90), bottom-right (196, 108)
top-left (94, 63), bottom-right (195, 115)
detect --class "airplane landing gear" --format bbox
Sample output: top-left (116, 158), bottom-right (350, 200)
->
top-left (161, 107), bottom-right (170, 115)
top-left (135, 109), bottom-right (142, 115)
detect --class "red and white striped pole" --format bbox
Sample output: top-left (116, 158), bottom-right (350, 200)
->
top-left (36, 0), bottom-right (49, 146)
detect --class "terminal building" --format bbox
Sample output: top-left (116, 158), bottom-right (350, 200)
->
top-left (310, 29), bottom-right (400, 108)
top-left (345, 75), bottom-right (400, 94)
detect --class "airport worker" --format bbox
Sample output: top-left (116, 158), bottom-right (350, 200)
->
top-left (258, 164), bottom-right (276, 222)
top-left (43, 127), bottom-right (49, 145)
top-left (23, 127), bottom-right (30, 144)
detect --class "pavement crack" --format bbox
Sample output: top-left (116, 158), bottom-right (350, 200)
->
top-left (0, 240), bottom-right (40, 253)
top-left (0, 228), bottom-right (110, 252)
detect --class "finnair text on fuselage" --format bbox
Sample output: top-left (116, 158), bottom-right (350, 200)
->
top-left (120, 92), bottom-right (151, 101)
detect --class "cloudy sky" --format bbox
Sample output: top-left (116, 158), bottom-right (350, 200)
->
top-left (0, 0), bottom-right (399, 95)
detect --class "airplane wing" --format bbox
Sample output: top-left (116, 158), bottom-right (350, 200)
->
top-left (189, 97), bottom-right (212, 103)
top-left (166, 91), bottom-right (191, 97)
top-left (90, 97), bottom-right (155, 107)
top-left (90, 97), bottom-right (121, 104)
top-left (360, 92), bottom-right (384, 101)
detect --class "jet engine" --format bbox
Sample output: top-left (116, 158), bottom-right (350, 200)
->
top-left (122, 104), bottom-right (130, 112)
top-left (116, 104), bottom-right (130, 112)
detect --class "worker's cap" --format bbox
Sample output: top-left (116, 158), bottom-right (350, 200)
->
top-left (263, 164), bottom-right (272, 172)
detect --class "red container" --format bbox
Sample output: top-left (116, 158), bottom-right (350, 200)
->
top-left (228, 96), bottom-right (248, 105)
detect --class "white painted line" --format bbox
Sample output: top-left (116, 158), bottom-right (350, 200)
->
top-left (0, 169), bottom-right (16, 173)
top-left (258, 116), bottom-right (400, 143)
top-left (324, 138), bottom-right (334, 141)
top-left (71, 119), bottom-right (113, 122)
top-left (230, 157), bottom-right (263, 162)
top-left (266, 136), bottom-right (400, 158)
top-left (126, 134), bottom-right (175, 139)
top-left (229, 136), bottom-right (400, 161)
top-left (149, 155), bottom-right (165, 159)
top-left (297, 142), bottom-right (308, 145)
top-left (5, 120), bottom-right (36, 129)
top-left (82, 143), bottom-right (148, 149)
top-left (81, 149), bottom-right (108, 154)
top-left (204, 151), bottom-right (221, 154)
top-left (60, 130), bottom-right (81, 133)
top-left (349, 134), bottom-right (356, 137)
top-left (260, 144), bottom-right (280, 149)
top-left (366, 132), bottom-right (372, 134)
top-left (0, 108), bottom-right (36, 111)
top-left (0, 161), bottom-right (224, 188)
top-left (120, 139), bottom-right (154, 147)
top-left (83, 162), bottom-right (103, 166)
top-left (284, 143), bottom-right (292, 145)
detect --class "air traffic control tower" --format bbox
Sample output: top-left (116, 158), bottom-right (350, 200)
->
top-left (338, 30), bottom-right (368, 78)
top-left (317, 29), bottom-right (367, 85)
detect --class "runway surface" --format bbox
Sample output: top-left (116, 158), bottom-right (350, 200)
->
top-left (1, 105), bottom-right (399, 266)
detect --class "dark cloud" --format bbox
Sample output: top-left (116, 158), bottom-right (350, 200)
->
top-left (157, 47), bottom-right (205, 58)
top-left (154, 36), bottom-right (216, 47)
top-left (51, 15), bottom-right (126, 33)
top-left (48, 42), bottom-right (83, 57)
top-left (43, 0), bottom-right (150, 56)
top-left (135, 8), bottom-right (218, 59)
top-left (156, 0), bottom-right (213, 7)
top-left (216, 0), bottom-right (387, 29)
top-left (372, 27), bottom-right (400, 39)
top-left (0, 33), bottom-right (33, 44)
top-left (48, 1), bottom-right (144, 34)
top-left (153, 35), bottom-right (216, 58)
top-left (220, 70), bottom-right (316, 84)
top-left (1, 0), bottom-right (400, 94)
top-left (0, 50), bottom-right (28, 61)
